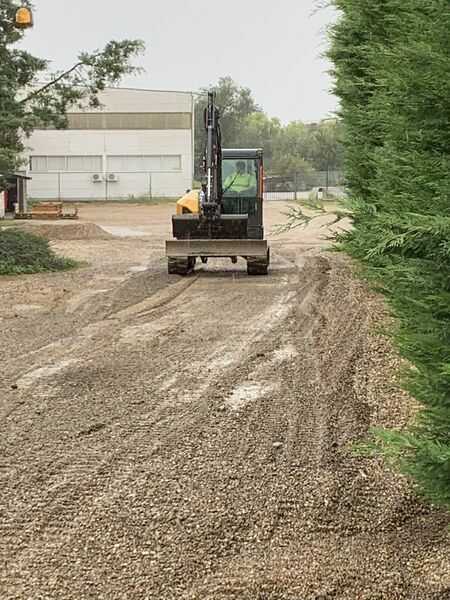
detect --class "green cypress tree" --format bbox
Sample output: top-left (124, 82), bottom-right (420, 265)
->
top-left (329, 0), bottom-right (450, 508)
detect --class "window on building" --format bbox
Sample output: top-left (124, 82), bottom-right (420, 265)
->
top-left (30, 156), bottom-right (48, 172)
top-left (144, 156), bottom-right (162, 171)
top-left (68, 156), bottom-right (102, 171)
top-left (30, 155), bottom-right (102, 172)
top-left (107, 156), bottom-right (125, 172)
top-left (107, 155), bottom-right (181, 173)
top-left (125, 156), bottom-right (143, 171)
top-left (48, 156), bottom-right (66, 171)
top-left (162, 155), bottom-right (181, 171)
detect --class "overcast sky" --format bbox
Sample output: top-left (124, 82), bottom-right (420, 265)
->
top-left (20, 0), bottom-right (339, 123)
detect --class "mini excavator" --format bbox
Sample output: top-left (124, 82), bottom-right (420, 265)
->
top-left (165, 92), bottom-right (270, 275)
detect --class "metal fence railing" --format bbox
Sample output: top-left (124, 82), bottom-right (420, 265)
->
top-left (264, 170), bottom-right (343, 200)
top-left (27, 169), bottom-right (344, 203)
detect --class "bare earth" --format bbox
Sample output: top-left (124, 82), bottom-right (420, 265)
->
top-left (0, 202), bottom-right (448, 599)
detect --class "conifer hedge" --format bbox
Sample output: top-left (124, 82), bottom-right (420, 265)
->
top-left (328, 0), bottom-right (450, 508)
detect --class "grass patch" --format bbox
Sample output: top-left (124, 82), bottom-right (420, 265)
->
top-left (0, 228), bottom-right (80, 276)
top-left (0, 221), bottom-right (19, 227)
top-left (83, 197), bottom-right (178, 206)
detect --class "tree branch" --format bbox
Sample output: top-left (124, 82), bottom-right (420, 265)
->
top-left (20, 59), bottom-right (93, 104)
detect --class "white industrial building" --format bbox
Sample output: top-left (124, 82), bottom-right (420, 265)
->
top-left (25, 88), bottom-right (194, 201)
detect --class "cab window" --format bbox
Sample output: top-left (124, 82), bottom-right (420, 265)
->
top-left (222, 159), bottom-right (258, 198)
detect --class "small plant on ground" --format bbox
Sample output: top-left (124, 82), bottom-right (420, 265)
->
top-left (0, 228), bottom-right (79, 275)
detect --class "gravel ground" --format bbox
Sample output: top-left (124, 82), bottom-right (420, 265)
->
top-left (0, 203), bottom-right (448, 599)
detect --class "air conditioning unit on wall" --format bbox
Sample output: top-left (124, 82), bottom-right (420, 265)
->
top-left (107, 173), bottom-right (119, 182)
top-left (92, 173), bottom-right (103, 183)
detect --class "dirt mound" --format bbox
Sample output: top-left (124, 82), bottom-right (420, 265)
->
top-left (22, 222), bottom-right (114, 241)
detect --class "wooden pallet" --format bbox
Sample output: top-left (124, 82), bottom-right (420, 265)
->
top-left (15, 202), bottom-right (79, 220)
top-left (31, 202), bottom-right (62, 219)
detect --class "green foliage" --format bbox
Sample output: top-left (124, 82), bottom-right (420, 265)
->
top-left (309, 119), bottom-right (345, 172)
top-left (264, 118), bottom-right (343, 173)
top-left (327, 0), bottom-right (450, 508)
top-left (268, 154), bottom-right (313, 176)
top-left (194, 77), bottom-right (344, 175)
top-left (194, 77), bottom-right (261, 175)
top-left (0, 228), bottom-right (79, 275)
top-left (0, 0), bottom-right (144, 188)
top-left (235, 112), bottom-right (282, 164)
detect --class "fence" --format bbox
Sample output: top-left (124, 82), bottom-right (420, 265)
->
top-left (27, 169), bottom-right (344, 203)
top-left (263, 170), bottom-right (343, 201)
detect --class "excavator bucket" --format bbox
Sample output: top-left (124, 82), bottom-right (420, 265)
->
top-left (166, 238), bottom-right (268, 258)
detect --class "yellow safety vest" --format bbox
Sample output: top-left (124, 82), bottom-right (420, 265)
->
top-left (224, 172), bottom-right (257, 194)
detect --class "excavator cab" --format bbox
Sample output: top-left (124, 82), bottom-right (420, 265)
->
top-left (176, 149), bottom-right (264, 240)
top-left (220, 149), bottom-right (264, 240)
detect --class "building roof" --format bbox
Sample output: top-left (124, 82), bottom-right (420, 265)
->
top-left (11, 172), bottom-right (32, 180)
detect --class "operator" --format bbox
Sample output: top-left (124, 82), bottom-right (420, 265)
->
top-left (223, 161), bottom-right (256, 195)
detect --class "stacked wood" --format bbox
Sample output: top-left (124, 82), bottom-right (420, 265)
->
top-left (31, 202), bottom-right (62, 219)
top-left (24, 202), bottom-right (79, 220)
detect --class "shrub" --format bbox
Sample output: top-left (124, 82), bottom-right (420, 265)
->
top-left (0, 228), bottom-right (79, 275)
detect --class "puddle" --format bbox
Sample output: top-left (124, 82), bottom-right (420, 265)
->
top-left (17, 359), bottom-right (81, 389)
top-left (99, 226), bottom-right (149, 237)
top-left (129, 265), bottom-right (148, 273)
top-left (12, 304), bottom-right (43, 312)
top-left (227, 382), bottom-right (272, 411)
top-left (208, 352), bottom-right (236, 370)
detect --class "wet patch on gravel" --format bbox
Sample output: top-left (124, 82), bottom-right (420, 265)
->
top-left (226, 382), bottom-right (274, 410)
top-left (99, 225), bottom-right (150, 237)
top-left (16, 359), bottom-right (82, 389)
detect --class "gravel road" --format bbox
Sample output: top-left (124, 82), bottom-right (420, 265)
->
top-left (0, 203), bottom-right (448, 599)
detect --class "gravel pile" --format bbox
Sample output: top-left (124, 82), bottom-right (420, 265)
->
top-left (22, 222), bottom-right (114, 241)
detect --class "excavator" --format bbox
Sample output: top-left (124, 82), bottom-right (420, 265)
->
top-left (165, 92), bottom-right (270, 275)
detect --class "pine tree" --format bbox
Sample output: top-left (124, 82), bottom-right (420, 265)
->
top-left (0, 0), bottom-right (144, 187)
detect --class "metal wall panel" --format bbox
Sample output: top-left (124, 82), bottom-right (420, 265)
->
top-left (67, 112), bottom-right (192, 130)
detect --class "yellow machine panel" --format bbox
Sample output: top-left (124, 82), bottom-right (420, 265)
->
top-left (176, 189), bottom-right (200, 215)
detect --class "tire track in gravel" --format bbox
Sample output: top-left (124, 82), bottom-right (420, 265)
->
top-left (1, 253), bottom-right (345, 590)
top-left (1, 236), bottom-right (448, 599)
top-left (1, 250), bottom-right (308, 565)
